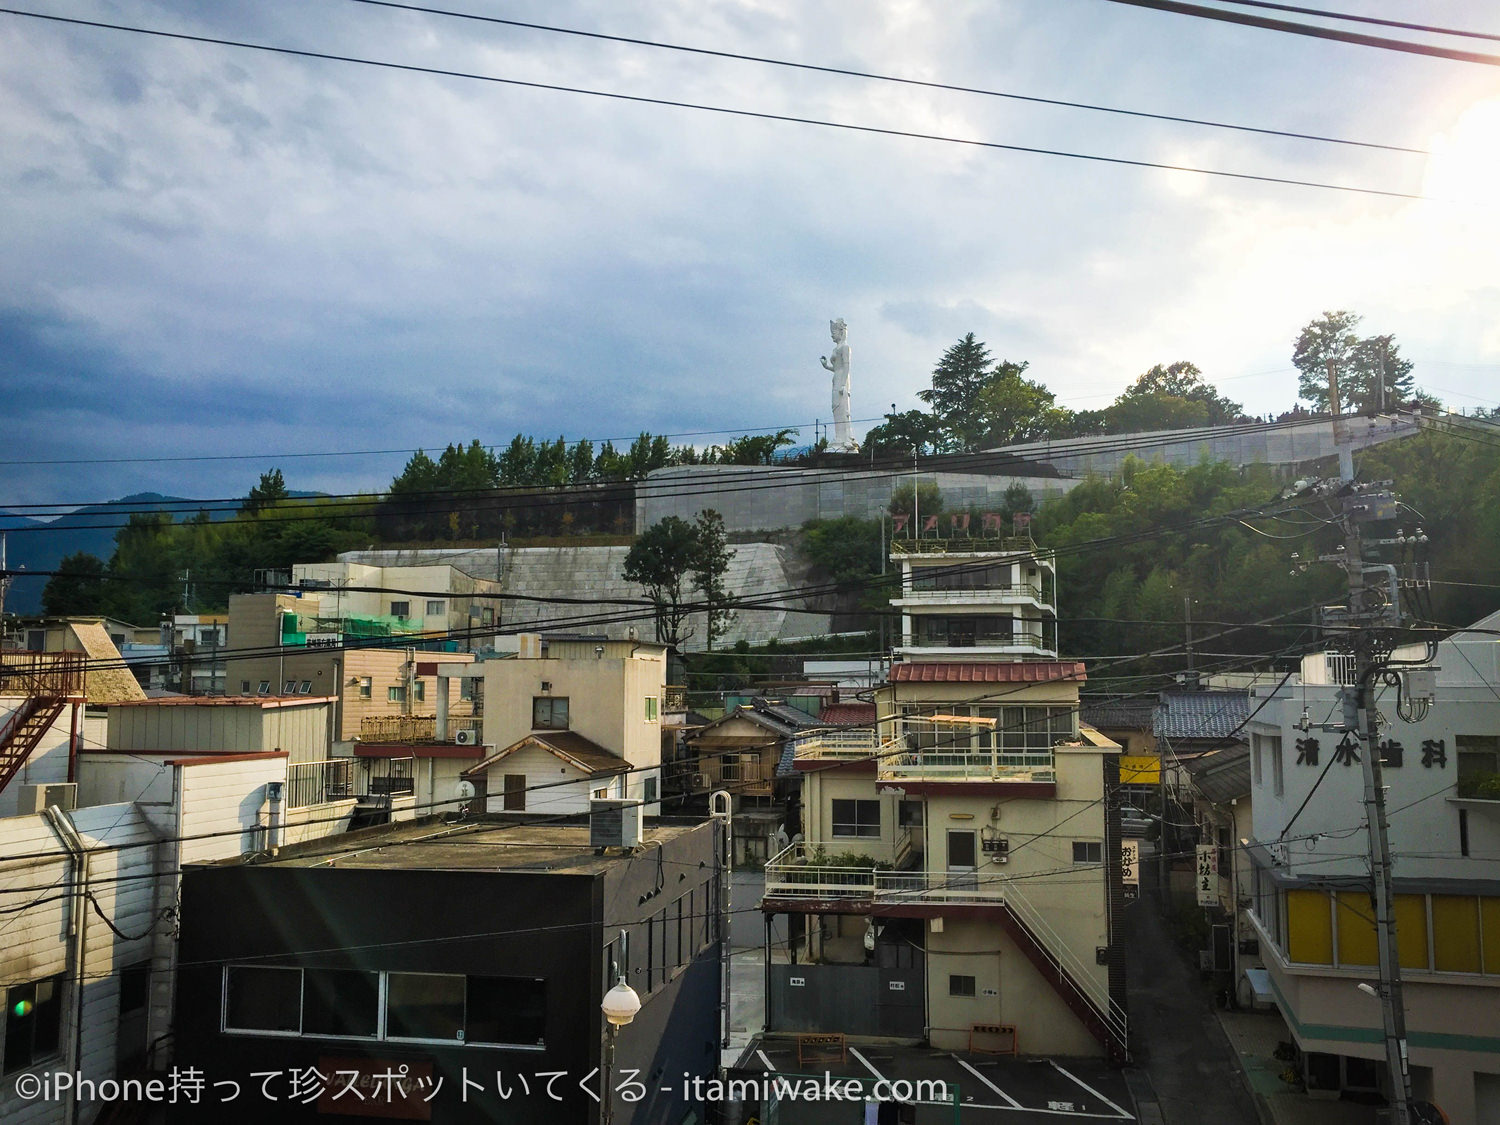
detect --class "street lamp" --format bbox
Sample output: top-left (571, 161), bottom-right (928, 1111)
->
top-left (601, 933), bottom-right (641, 1125)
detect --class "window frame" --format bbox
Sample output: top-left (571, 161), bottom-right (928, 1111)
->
top-left (3, 974), bottom-right (65, 1076)
top-left (389, 600), bottom-right (411, 619)
top-left (532, 696), bottom-right (570, 731)
top-left (426, 600), bottom-right (446, 617)
top-left (387, 685), bottom-right (406, 703)
top-left (831, 798), bottom-right (881, 839)
top-left (358, 676), bottom-right (373, 699)
top-left (948, 974), bottom-right (977, 997)
top-left (1072, 841), bottom-right (1104, 864)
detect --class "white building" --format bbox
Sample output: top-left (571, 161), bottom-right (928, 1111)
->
top-left (1242, 614), bottom-right (1500, 1122)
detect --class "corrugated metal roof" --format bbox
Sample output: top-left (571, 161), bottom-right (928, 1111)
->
top-left (889, 661), bottom-right (1086, 684)
top-left (1183, 745), bottom-right (1251, 804)
top-left (1154, 690), bottom-right (1251, 742)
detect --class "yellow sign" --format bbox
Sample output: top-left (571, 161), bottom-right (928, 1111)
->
top-left (1119, 755), bottom-right (1160, 784)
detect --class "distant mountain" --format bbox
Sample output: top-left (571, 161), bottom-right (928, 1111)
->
top-left (0, 491), bottom-right (324, 614)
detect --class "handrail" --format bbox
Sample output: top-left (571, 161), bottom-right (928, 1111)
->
top-left (0, 652), bottom-right (87, 698)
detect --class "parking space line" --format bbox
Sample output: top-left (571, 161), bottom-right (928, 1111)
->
top-left (953, 1057), bottom-right (1023, 1108)
top-left (848, 1046), bottom-right (885, 1083)
top-left (1047, 1060), bottom-right (1133, 1119)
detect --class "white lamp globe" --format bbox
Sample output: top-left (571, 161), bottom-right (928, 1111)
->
top-left (602, 981), bottom-right (642, 1027)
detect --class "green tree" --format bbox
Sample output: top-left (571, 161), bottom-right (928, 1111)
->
top-left (918, 333), bottom-right (994, 451)
top-left (971, 361), bottom-right (1068, 447)
top-left (690, 509), bottom-right (736, 650)
top-left (623, 516), bottom-right (703, 648)
top-left (1104, 362), bottom-right (1243, 432)
top-left (241, 468), bottom-right (289, 514)
top-left (1293, 311), bottom-right (1415, 413)
top-left (711, 429), bottom-right (798, 465)
top-left (863, 408), bottom-right (943, 456)
top-left (888, 482), bottom-right (944, 521)
top-left (41, 552), bottom-right (107, 616)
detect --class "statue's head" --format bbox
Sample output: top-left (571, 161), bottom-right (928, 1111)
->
top-left (830, 318), bottom-right (847, 341)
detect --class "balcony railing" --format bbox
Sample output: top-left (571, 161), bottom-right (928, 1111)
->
top-left (363, 756), bottom-right (415, 796)
top-left (664, 685), bottom-right (687, 712)
top-left (891, 536), bottom-right (1048, 557)
top-left (791, 726), bottom-right (1057, 783)
top-left (898, 581), bottom-right (1047, 603)
top-left (0, 652), bottom-right (87, 698)
top-left (359, 715), bottom-right (481, 742)
top-left (287, 758), bottom-right (354, 808)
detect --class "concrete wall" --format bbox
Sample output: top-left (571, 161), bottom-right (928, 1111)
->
top-left (0, 695), bottom-right (73, 820)
top-left (340, 545), bottom-right (832, 651)
top-left (636, 464), bottom-right (1078, 534)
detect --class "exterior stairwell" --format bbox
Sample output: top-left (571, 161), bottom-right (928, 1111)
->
top-left (994, 890), bottom-right (1130, 1063)
top-left (0, 651), bottom-right (86, 796)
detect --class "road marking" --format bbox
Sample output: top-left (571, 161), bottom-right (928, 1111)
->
top-left (953, 1057), bottom-right (1023, 1108)
top-left (1048, 1060), bottom-right (1134, 1119)
top-left (849, 1047), bottom-right (885, 1082)
top-left (756, 1049), bottom-right (776, 1072)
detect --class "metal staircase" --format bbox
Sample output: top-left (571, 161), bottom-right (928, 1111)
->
top-left (993, 882), bottom-right (1130, 1063)
top-left (0, 652), bottom-right (85, 796)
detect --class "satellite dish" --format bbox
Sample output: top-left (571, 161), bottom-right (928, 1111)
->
top-left (453, 780), bottom-right (476, 801)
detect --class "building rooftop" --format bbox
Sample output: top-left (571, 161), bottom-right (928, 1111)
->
top-left (217, 817), bottom-right (702, 873)
top-left (1154, 689), bottom-right (1251, 742)
top-left (1081, 696), bottom-right (1157, 731)
top-left (889, 660), bottom-right (1085, 684)
top-left (108, 695), bottom-right (337, 708)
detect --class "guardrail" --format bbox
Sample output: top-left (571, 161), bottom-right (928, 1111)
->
top-left (0, 651), bottom-right (87, 698)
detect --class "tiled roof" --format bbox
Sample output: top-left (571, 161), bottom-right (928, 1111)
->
top-left (817, 702), bottom-right (877, 726)
top-left (1154, 690), bottom-right (1251, 742)
top-left (1081, 697), bottom-right (1157, 731)
top-left (889, 661), bottom-right (1086, 684)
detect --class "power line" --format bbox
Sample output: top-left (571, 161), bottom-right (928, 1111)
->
top-left (1096, 0), bottom-right (1500, 65)
top-left (1208, 1), bottom-right (1500, 43)
top-left (0, 7), bottom-right (1425, 199)
top-left (344, 0), bottom-right (1425, 154)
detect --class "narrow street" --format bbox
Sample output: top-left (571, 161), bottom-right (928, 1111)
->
top-left (1123, 884), bottom-right (1262, 1125)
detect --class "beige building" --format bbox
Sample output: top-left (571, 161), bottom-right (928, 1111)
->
top-left (225, 593), bottom-right (477, 743)
top-left (467, 635), bottom-right (666, 816)
top-left (290, 559), bottom-right (502, 643)
top-left (761, 528), bottom-right (1127, 1060)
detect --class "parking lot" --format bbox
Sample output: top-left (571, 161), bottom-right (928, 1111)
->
top-left (739, 1040), bottom-right (1136, 1123)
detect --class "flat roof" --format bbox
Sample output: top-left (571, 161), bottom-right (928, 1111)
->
top-left (108, 695), bottom-right (336, 708)
top-left (211, 817), bottom-right (703, 874)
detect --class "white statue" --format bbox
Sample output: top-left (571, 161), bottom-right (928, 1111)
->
top-left (819, 318), bottom-right (855, 449)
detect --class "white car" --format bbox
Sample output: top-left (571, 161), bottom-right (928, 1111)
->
top-left (1119, 805), bottom-right (1153, 837)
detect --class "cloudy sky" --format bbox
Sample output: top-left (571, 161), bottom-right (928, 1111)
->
top-left (4, 0), bottom-right (1499, 508)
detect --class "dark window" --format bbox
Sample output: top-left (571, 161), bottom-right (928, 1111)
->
top-left (645, 776), bottom-right (658, 803)
top-left (465, 977), bottom-right (546, 1047)
top-left (1072, 841), bottom-right (1104, 864)
top-left (298, 680), bottom-right (312, 694)
top-left (831, 799), bottom-right (881, 838)
top-left (301, 970), bottom-right (379, 1039)
top-left (532, 697), bottom-right (570, 730)
top-left (4, 976), bottom-right (63, 1074)
top-left (224, 966), bottom-right (301, 1033)
top-left (898, 800), bottom-right (924, 827)
top-left (386, 973), bottom-right (464, 1041)
top-left (389, 601), bottom-right (411, 618)
top-left (359, 677), bottom-right (372, 699)
top-left (118, 962), bottom-right (150, 1014)
top-left (949, 975), bottom-right (976, 997)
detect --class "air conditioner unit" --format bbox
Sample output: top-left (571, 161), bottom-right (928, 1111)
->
top-left (454, 729), bottom-right (477, 746)
top-left (590, 799), bottom-right (644, 849)
top-left (17, 783), bottom-right (77, 815)
top-left (691, 772), bottom-right (709, 790)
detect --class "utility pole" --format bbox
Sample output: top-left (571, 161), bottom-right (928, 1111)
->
top-left (0, 532), bottom-right (11, 625)
top-left (1183, 596), bottom-right (1196, 690)
top-left (1318, 413), bottom-right (1416, 1124)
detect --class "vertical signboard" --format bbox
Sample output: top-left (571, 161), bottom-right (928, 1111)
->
top-left (1196, 844), bottom-right (1219, 907)
top-left (1121, 840), bottom-right (1139, 901)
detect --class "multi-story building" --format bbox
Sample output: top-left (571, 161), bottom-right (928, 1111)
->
top-left (760, 527), bottom-right (1126, 1060)
top-left (162, 613), bottom-right (230, 694)
top-left (466, 636), bottom-right (666, 816)
top-left (289, 559), bottom-right (503, 645)
top-left (1242, 613), bottom-right (1500, 1122)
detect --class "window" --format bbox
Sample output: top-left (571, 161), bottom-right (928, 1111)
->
top-left (413, 680), bottom-right (426, 703)
top-left (388, 686), bottom-right (406, 703)
top-left (426, 600), bottom-right (446, 616)
top-left (949, 975), bottom-right (976, 997)
top-left (593, 787), bottom-right (610, 799)
top-left (898, 800), bottom-right (924, 827)
top-left (532, 697), bottom-right (569, 730)
top-left (831, 799), bottom-right (881, 838)
top-left (224, 966), bottom-right (301, 1033)
top-left (481, 607), bottom-right (494, 627)
top-left (1252, 734), bottom-right (1264, 786)
top-left (460, 678), bottom-right (474, 701)
top-left (465, 977), bottom-right (545, 1047)
top-left (241, 680), bottom-right (251, 694)
top-left (1269, 734), bottom-right (1284, 797)
top-left (359, 676), bottom-right (372, 699)
top-left (119, 962), bottom-right (150, 1014)
top-left (389, 601), bottom-right (411, 618)
top-left (283, 680), bottom-right (297, 694)
top-left (644, 696), bottom-right (659, 722)
top-left (257, 680), bottom-right (271, 695)
top-left (200, 628), bottom-right (221, 647)
top-left (4, 975), bottom-right (63, 1074)
top-left (1072, 841), bottom-right (1103, 864)
top-left (301, 970), bottom-right (379, 1039)
top-left (1458, 735), bottom-right (1500, 798)
top-left (386, 973), bottom-right (464, 1042)
top-left (298, 680), bottom-right (312, 694)
top-left (644, 776), bottom-right (658, 803)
